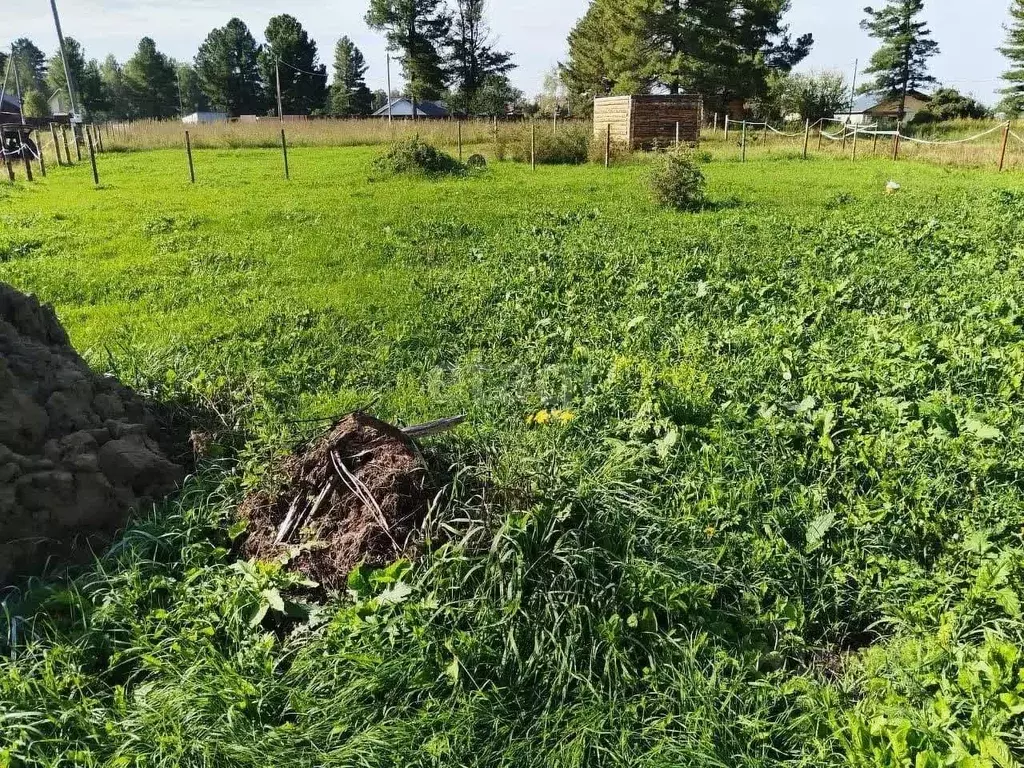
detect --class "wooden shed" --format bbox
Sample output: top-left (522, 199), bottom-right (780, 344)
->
top-left (593, 94), bottom-right (701, 149)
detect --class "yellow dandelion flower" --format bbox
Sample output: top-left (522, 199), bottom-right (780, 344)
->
top-left (533, 410), bottom-right (551, 425)
top-left (557, 410), bottom-right (576, 424)
top-left (705, 526), bottom-right (717, 538)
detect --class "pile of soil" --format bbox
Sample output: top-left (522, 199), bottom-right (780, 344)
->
top-left (239, 412), bottom-right (430, 591)
top-left (0, 283), bottom-right (184, 585)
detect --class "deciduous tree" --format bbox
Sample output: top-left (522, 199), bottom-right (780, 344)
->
top-left (10, 39), bottom-right (47, 93)
top-left (859, 0), bottom-right (939, 120)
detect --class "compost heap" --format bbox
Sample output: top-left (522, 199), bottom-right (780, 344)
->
top-left (239, 412), bottom-right (430, 591)
top-left (0, 283), bottom-right (184, 584)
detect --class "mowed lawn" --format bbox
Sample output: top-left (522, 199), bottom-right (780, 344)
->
top-left (4, 148), bottom-right (1024, 767)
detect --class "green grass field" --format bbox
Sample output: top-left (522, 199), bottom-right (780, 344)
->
top-left (4, 148), bottom-right (1024, 767)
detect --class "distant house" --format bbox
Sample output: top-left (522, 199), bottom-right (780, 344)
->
top-left (372, 98), bottom-right (449, 119)
top-left (0, 94), bottom-right (21, 122)
top-left (835, 91), bottom-right (932, 124)
top-left (182, 111), bottom-right (229, 124)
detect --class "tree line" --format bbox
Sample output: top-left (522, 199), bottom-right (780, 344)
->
top-left (3, 0), bottom-right (1024, 123)
top-left (0, 0), bottom-right (520, 120)
top-left (561, 0), bottom-right (1024, 121)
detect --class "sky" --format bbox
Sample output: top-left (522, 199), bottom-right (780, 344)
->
top-left (2, 0), bottom-right (1016, 104)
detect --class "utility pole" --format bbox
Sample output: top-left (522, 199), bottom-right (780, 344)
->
top-left (50, 0), bottom-right (80, 118)
top-left (0, 54), bottom-right (10, 118)
top-left (849, 58), bottom-right (858, 115)
top-left (386, 53), bottom-right (393, 124)
top-left (276, 59), bottom-right (284, 122)
top-left (11, 46), bottom-right (26, 125)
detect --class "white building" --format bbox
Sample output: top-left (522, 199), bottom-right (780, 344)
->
top-left (182, 111), bottom-right (229, 125)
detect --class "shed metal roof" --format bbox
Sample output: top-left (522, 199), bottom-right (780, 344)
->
top-left (372, 98), bottom-right (449, 118)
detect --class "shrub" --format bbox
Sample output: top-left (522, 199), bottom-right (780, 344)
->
top-left (505, 124), bottom-right (590, 165)
top-left (649, 149), bottom-right (707, 211)
top-left (586, 136), bottom-right (633, 165)
top-left (372, 137), bottom-right (465, 177)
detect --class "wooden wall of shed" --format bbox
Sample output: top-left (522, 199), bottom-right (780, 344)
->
top-left (593, 96), bottom-right (632, 144)
top-left (630, 96), bottom-right (701, 148)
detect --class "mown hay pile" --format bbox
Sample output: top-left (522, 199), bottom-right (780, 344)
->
top-left (0, 283), bottom-right (184, 584)
top-left (239, 412), bottom-right (430, 591)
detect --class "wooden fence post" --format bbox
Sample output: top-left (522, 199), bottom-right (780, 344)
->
top-left (531, 120), bottom-right (536, 170)
top-left (457, 121), bottom-right (463, 162)
top-left (713, 113), bottom-right (718, 135)
top-left (892, 121), bottom-right (901, 161)
top-left (4, 157), bottom-right (14, 183)
top-left (841, 123), bottom-right (847, 152)
top-left (852, 126), bottom-right (858, 160)
top-left (817, 122), bottom-right (824, 151)
top-left (86, 129), bottom-right (99, 186)
top-left (872, 130), bottom-right (879, 154)
top-left (741, 121), bottom-right (747, 162)
top-left (999, 122), bottom-right (1010, 172)
top-left (36, 131), bottom-right (46, 177)
top-left (281, 129), bottom-right (290, 179)
top-left (763, 121), bottom-right (768, 145)
top-left (21, 145), bottom-right (33, 182)
top-left (802, 118), bottom-right (810, 160)
top-left (61, 126), bottom-right (73, 165)
top-left (185, 130), bottom-right (195, 183)
top-left (605, 123), bottom-right (611, 168)
top-left (94, 124), bottom-right (103, 153)
top-left (50, 123), bottom-right (62, 166)
top-left (724, 115), bottom-right (730, 141)
top-left (74, 125), bottom-right (82, 162)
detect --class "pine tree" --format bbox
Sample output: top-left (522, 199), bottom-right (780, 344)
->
top-left (258, 15), bottom-right (327, 116)
top-left (329, 37), bottom-right (372, 116)
top-left (366, 0), bottom-right (451, 116)
top-left (10, 39), bottom-right (47, 93)
top-left (123, 37), bottom-right (179, 118)
top-left (1000, 0), bottom-right (1024, 115)
top-left (859, 0), bottom-right (939, 121)
top-left (176, 63), bottom-right (210, 114)
top-left (195, 19), bottom-right (266, 116)
top-left (448, 0), bottom-right (514, 109)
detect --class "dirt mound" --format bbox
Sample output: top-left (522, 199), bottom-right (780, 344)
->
top-left (0, 283), bottom-right (184, 585)
top-left (239, 412), bottom-right (430, 591)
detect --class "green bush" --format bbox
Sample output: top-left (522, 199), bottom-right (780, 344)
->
top-left (649, 149), bottom-right (707, 211)
top-left (505, 124), bottom-right (591, 165)
top-left (372, 137), bottom-right (465, 177)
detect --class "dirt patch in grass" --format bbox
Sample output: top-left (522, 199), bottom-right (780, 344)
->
top-left (238, 412), bottom-right (430, 591)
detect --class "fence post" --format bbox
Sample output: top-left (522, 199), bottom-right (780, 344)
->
top-left (763, 121), bottom-right (769, 145)
top-left (872, 130), bottom-right (879, 154)
top-left (36, 130), bottom-right (46, 177)
top-left (892, 121), bottom-right (901, 161)
top-left (841, 123), bottom-right (847, 152)
top-left (95, 124), bottom-right (103, 153)
top-left (802, 119), bottom-right (810, 160)
top-left (741, 121), bottom-right (747, 162)
top-left (817, 122), bottom-right (824, 151)
top-left (458, 120), bottom-right (463, 162)
top-left (21, 144), bottom-right (33, 182)
top-left (185, 130), bottom-right (195, 183)
top-left (61, 126), bottom-right (73, 165)
top-left (4, 157), bottom-right (13, 183)
top-left (86, 129), bottom-right (99, 186)
top-left (74, 125), bottom-right (82, 162)
top-left (50, 123), bottom-right (62, 166)
top-left (713, 113), bottom-right (718, 135)
top-left (280, 129), bottom-right (289, 179)
top-left (605, 123), bottom-right (611, 168)
top-left (724, 115), bottom-right (730, 141)
top-left (852, 126), bottom-right (858, 161)
top-left (531, 120), bottom-right (536, 171)
top-left (999, 121), bottom-right (1010, 172)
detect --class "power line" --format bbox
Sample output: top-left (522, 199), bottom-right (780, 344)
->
top-left (277, 59), bottom-right (329, 79)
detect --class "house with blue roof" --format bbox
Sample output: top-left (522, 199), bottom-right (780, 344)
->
top-left (372, 98), bottom-right (450, 119)
top-left (834, 90), bottom-right (932, 124)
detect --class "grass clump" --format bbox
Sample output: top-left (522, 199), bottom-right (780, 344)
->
top-left (503, 124), bottom-right (590, 165)
top-left (649, 148), bottom-right (707, 211)
top-left (372, 137), bottom-right (465, 177)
